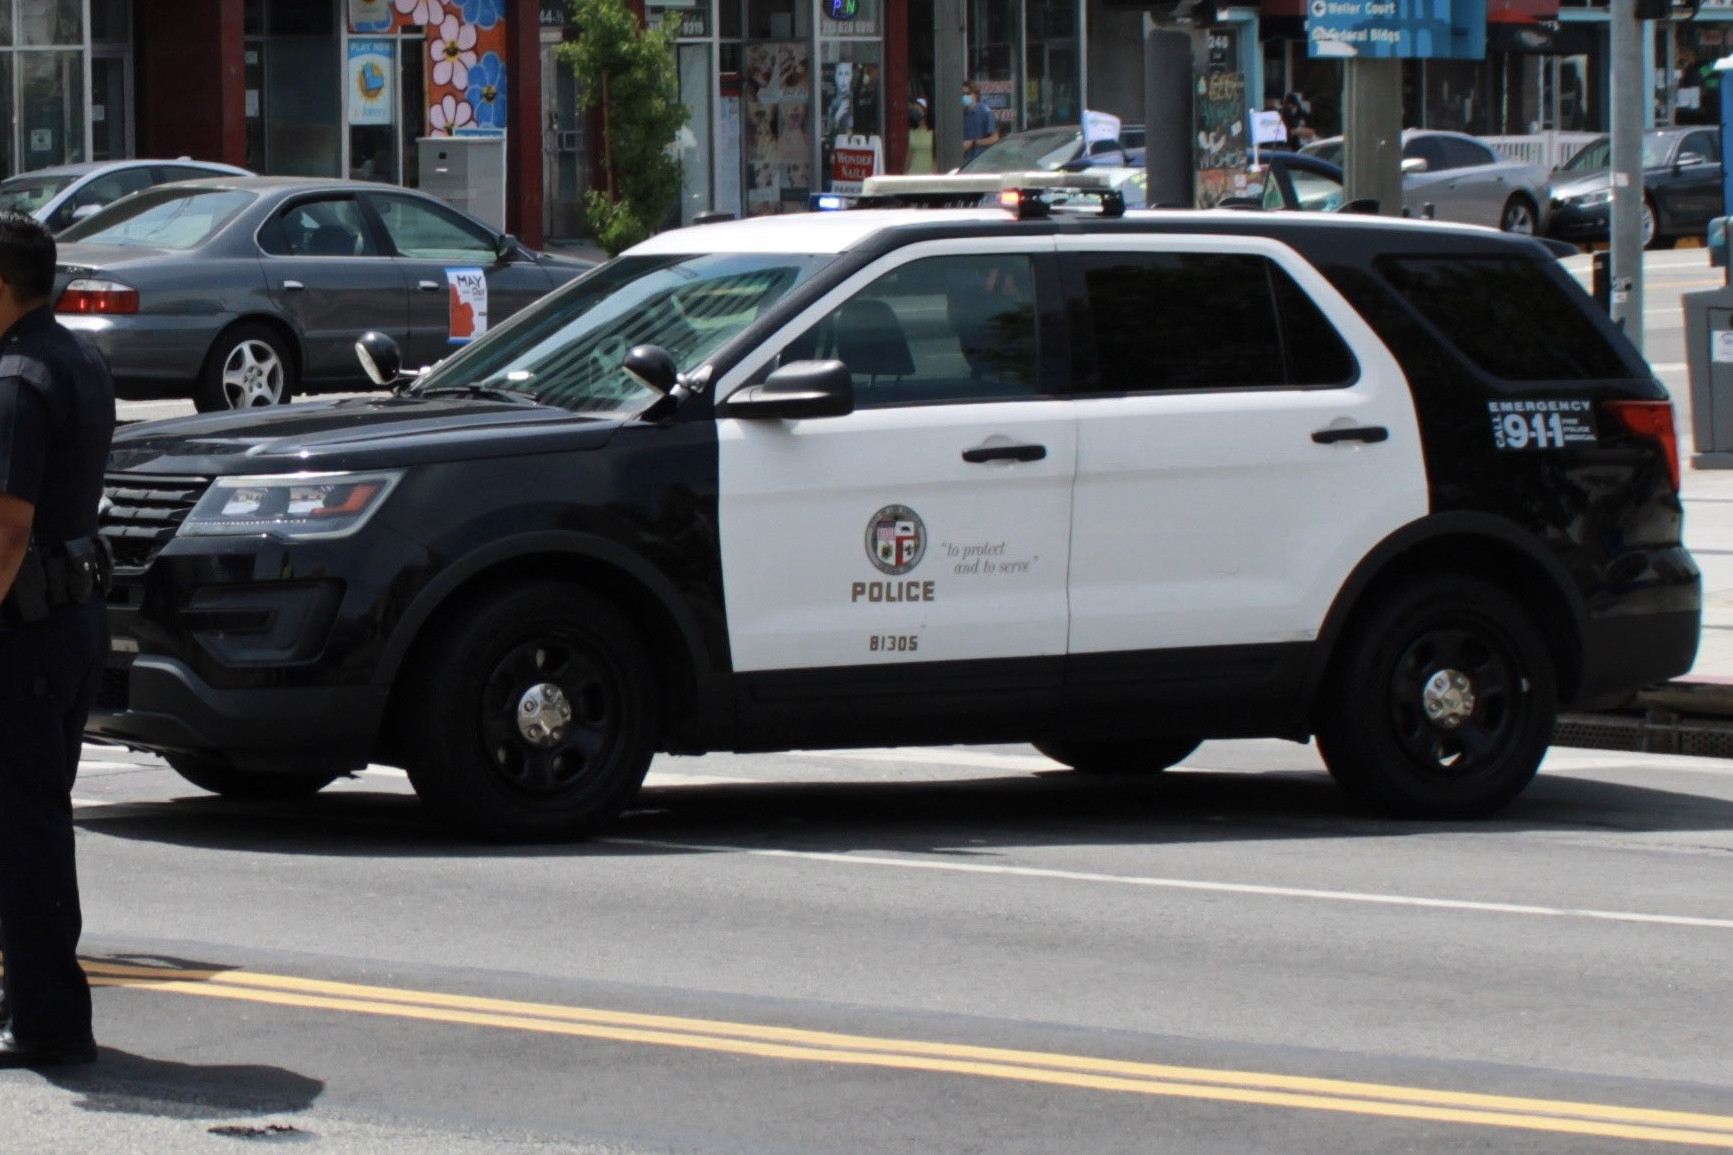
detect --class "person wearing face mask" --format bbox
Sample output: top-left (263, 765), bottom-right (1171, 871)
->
top-left (962, 82), bottom-right (999, 163)
top-left (905, 97), bottom-right (935, 174)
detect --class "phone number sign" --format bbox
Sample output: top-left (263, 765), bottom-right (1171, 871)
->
top-left (1306, 0), bottom-right (1486, 59)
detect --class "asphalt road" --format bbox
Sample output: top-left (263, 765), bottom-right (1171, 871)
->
top-left (12, 247), bottom-right (1729, 1154)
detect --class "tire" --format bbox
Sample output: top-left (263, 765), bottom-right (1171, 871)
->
top-left (1315, 575), bottom-right (1556, 819)
top-left (166, 753), bottom-right (339, 801)
top-left (194, 322), bottom-right (296, 412)
top-left (400, 582), bottom-right (660, 841)
top-left (1498, 194), bottom-right (1537, 235)
top-left (1034, 737), bottom-right (1201, 775)
top-left (1641, 196), bottom-right (1676, 250)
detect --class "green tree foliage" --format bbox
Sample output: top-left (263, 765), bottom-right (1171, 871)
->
top-left (559, 0), bottom-right (689, 255)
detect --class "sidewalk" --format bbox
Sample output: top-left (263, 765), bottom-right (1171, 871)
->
top-left (1682, 467), bottom-right (1733, 678)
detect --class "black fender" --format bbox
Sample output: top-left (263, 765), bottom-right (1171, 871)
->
top-left (370, 529), bottom-right (734, 745)
top-left (1301, 511), bottom-right (1589, 711)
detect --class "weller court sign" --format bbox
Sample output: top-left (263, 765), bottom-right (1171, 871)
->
top-left (1306, 0), bottom-right (1486, 58)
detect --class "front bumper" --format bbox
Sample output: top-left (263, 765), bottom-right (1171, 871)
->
top-left (1547, 201), bottom-right (1611, 242)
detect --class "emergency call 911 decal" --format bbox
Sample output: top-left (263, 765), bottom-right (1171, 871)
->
top-left (1489, 399), bottom-right (1597, 451)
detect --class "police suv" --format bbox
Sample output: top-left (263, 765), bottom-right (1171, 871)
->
top-left (89, 187), bottom-right (1700, 839)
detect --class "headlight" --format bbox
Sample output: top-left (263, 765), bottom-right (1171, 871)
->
top-left (179, 471), bottom-right (404, 540)
top-left (1564, 189), bottom-right (1612, 208)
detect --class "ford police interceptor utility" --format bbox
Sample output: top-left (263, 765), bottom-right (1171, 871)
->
top-left (88, 187), bottom-right (1700, 839)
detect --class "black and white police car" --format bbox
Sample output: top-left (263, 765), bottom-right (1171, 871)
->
top-left (90, 185), bottom-right (1699, 839)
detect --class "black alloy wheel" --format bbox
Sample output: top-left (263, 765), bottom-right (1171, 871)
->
top-left (1034, 737), bottom-right (1202, 774)
top-left (1315, 575), bottom-right (1556, 819)
top-left (402, 582), bottom-right (659, 840)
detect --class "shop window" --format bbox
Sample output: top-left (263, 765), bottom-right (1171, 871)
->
top-left (91, 0), bottom-right (128, 43)
top-left (20, 51), bottom-right (82, 167)
top-left (269, 0), bottom-right (336, 36)
top-left (19, 0), bottom-right (80, 46)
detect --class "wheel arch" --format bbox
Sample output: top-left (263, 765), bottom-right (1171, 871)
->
top-left (1304, 513), bottom-right (1587, 716)
top-left (373, 532), bottom-right (731, 762)
top-left (201, 313), bottom-right (305, 382)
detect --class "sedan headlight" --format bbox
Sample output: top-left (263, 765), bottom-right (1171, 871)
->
top-left (179, 471), bottom-right (404, 540)
top-left (1563, 189), bottom-right (1612, 208)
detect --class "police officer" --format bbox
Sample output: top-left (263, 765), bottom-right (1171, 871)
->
top-left (0, 209), bottom-right (114, 1068)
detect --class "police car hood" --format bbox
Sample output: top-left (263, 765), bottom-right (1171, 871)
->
top-left (108, 395), bottom-right (625, 475)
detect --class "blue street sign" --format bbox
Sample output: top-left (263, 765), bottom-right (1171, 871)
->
top-left (1306, 0), bottom-right (1487, 59)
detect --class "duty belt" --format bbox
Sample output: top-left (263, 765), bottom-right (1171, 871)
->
top-left (0, 536), bottom-right (111, 626)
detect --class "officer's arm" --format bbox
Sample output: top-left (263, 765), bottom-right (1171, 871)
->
top-left (0, 493), bottom-right (31, 603)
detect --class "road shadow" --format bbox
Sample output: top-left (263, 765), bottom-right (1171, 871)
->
top-left (37, 1049), bottom-right (322, 1120)
top-left (70, 755), bottom-right (1733, 859)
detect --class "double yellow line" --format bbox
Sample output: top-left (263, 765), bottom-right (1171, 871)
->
top-left (76, 960), bottom-right (1733, 1147)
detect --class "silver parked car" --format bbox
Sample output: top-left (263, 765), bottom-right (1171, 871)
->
top-left (1301, 129), bottom-right (1550, 234)
top-left (0, 158), bottom-right (252, 233)
top-left (52, 176), bottom-right (595, 411)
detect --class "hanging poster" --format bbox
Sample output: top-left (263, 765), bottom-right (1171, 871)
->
top-left (744, 42), bottom-right (813, 215)
top-left (447, 267), bottom-right (489, 343)
top-left (348, 0), bottom-right (392, 31)
top-left (348, 38), bottom-right (395, 126)
top-left (1194, 71), bottom-right (1248, 208)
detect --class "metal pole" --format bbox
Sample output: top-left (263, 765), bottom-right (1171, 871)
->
top-left (1609, 0), bottom-right (1645, 351)
top-left (1342, 58), bottom-right (1403, 217)
top-left (935, 0), bottom-right (966, 171)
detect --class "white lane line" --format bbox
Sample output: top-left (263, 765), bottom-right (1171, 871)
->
top-left (799, 748), bottom-right (1060, 772)
top-left (645, 771), bottom-right (761, 787)
top-left (605, 837), bottom-right (1733, 932)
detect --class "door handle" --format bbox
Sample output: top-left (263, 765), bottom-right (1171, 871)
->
top-left (282, 280), bottom-right (304, 291)
top-left (1312, 425), bottom-right (1389, 445)
top-left (962, 443), bottom-right (1046, 463)
top-left (417, 279), bottom-right (441, 292)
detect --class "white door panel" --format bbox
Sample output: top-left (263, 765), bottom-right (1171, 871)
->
top-left (1058, 233), bottom-right (1429, 657)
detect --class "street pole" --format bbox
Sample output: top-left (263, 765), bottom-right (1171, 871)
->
top-left (934, 0), bottom-right (965, 172)
top-left (1609, 0), bottom-right (1645, 352)
top-left (1341, 59), bottom-right (1404, 218)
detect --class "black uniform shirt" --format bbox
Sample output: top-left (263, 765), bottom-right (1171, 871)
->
top-left (0, 305), bottom-right (116, 543)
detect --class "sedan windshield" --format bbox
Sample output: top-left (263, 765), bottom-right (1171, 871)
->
top-left (1560, 137), bottom-right (1671, 172)
top-left (411, 252), bottom-right (836, 415)
top-left (960, 128), bottom-right (1082, 173)
top-left (59, 188), bottom-right (256, 249)
top-left (0, 173), bottom-right (76, 214)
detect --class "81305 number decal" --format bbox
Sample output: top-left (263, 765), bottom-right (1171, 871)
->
top-left (1488, 399), bottom-right (1597, 451)
top-left (869, 635), bottom-right (919, 653)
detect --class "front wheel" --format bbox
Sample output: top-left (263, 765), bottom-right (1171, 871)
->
top-left (401, 582), bottom-right (660, 841)
top-left (1314, 575), bottom-right (1556, 819)
top-left (1034, 737), bottom-right (1201, 775)
top-left (166, 754), bottom-right (339, 801)
top-left (1499, 194), bottom-right (1537, 235)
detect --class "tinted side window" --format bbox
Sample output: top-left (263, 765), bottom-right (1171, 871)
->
top-left (1682, 131), bottom-right (1719, 163)
top-left (1076, 251), bottom-right (1355, 391)
top-left (1439, 137), bottom-right (1497, 169)
top-left (1404, 136), bottom-right (1451, 171)
top-left (371, 194), bottom-right (495, 260)
top-left (1377, 256), bottom-right (1631, 380)
top-left (779, 254), bottom-right (1040, 408)
top-left (269, 197), bottom-right (378, 257)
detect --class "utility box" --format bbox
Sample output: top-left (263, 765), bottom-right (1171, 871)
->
top-left (418, 135), bottom-right (507, 232)
top-left (1684, 282), bottom-right (1733, 469)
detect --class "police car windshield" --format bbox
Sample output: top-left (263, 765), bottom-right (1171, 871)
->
top-left (411, 252), bottom-right (834, 414)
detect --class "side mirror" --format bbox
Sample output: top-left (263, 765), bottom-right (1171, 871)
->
top-left (1400, 157), bottom-right (1429, 175)
top-left (71, 203), bottom-right (104, 223)
top-left (1678, 151), bottom-right (1709, 168)
top-left (494, 233), bottom-right (518, 262)
top-left (623, 344), bottom-right (681, 394)
top-left (719, 360), bottom-right (854, 420)
top-left (355, 330), bottom-right (403, 387)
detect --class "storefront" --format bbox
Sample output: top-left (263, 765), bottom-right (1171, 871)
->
top-left (0, 0), bottom-right (132, 177)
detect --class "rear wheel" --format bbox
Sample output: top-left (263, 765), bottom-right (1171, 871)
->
top-left (1641, 196), bottom-right (1676, 250)
top-left (1498, 194), bottom-right (1537, 235)
top-left (1315, 575), bottom-right (1555, 819)
top-left (1034, 738), bottom-right (1201, 775)
top-left (401, 582), bottom-right (660, 841)
top-left (194, 322), bottom-right (295, 412)
top-left (166, 753), bottom-right (339, 801)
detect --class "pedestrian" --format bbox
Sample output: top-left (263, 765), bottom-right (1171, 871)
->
top-left (905, 97), bottom-right (935, 174)
top-left (963, 81), bottom-right (1000, 164)
top-left (0, 209), bottom-right (114, 1068)
top-left (1280, 93), bottom-right (1317, 147)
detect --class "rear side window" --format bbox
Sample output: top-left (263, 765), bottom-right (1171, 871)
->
top-left (1075, 251), bottom-right (1357, 391)
top-left (1377, 256), bottom-right (1631, 380)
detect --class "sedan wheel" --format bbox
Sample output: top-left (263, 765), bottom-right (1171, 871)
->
top-left (1499, 195), bottom-right (1537, 235)
top-left (195, 323), bottom-right (295, 412)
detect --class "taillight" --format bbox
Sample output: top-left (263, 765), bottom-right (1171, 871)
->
top-left (1605, 399), bottom-right (1680, 492)
top-left (56, 278), bottom-right (139, 315)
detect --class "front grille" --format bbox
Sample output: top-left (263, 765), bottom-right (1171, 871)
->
top-left (100, 473), bottom-right (211, 571)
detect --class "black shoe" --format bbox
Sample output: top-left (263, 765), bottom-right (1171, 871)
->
top-left (0, 1028), bottom-right (97, 1068)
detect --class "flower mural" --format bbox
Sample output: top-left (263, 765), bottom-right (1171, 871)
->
top-left (393, 0), bottom-right (446, 24)
top-left (467, 52), bottom-right (508, 131)
top-left (430, 93), bottom-right (476, 134)
top-left (431, 15), bottom-right (480, 89)
top-left (456, 0), bottom-right (504, 29)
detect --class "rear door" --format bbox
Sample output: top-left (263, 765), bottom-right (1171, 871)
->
top-left (1056, 233), bottom-right (1429, 727)
top-left (362, 191), bottom-right (553, 371)
top-left (256, 193), bottom-right (406, 383)
top-left (714, 237), bottom-right (1076, 725)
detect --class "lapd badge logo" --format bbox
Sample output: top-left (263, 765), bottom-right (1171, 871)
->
top-left (866, 506), bottom-right (925, 575)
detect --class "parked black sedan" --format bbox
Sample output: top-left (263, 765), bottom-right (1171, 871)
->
top-left (53, 177), bottom-right (594, 410)
top-left (1546, 128), bottom-right (1724, 249)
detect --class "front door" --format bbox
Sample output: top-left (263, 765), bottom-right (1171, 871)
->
top-left (1056, 234), bottom-right (1429, 730)
top-left (715, 239), bottom-right (1076, 732)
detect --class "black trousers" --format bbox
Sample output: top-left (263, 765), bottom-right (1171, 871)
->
top-left (0, 596), bottom-right (105, 1044)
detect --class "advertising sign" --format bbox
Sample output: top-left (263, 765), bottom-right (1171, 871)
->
top-left (348, 38), bottom-right (395, 126)
top-left (447, 268), bottom-right (489, 343)
top-left (1306, 0), bottom-right (1486, 59)
top-left (831, 134), bottom-right (882, 194)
